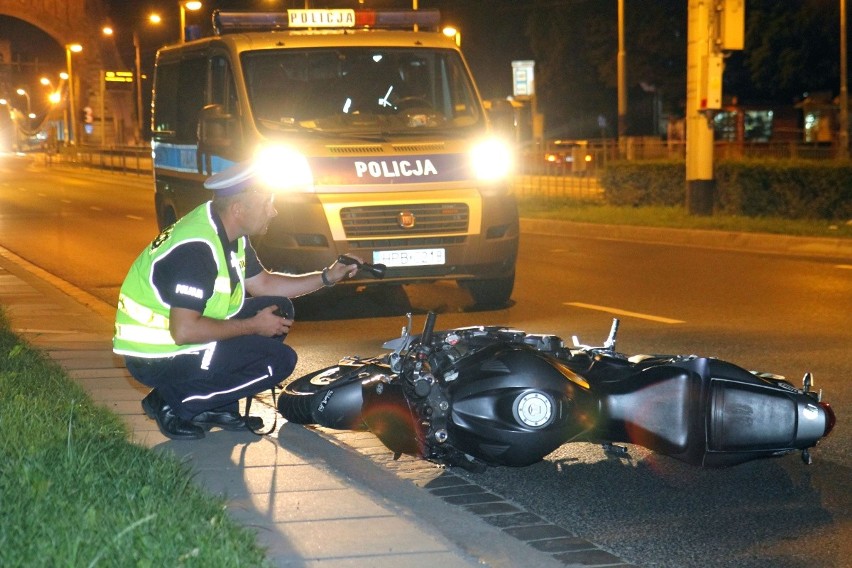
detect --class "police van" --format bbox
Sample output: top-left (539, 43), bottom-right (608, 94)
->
top-left (151, 8), bottom-right (518, 305)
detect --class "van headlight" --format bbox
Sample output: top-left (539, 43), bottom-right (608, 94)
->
top-left (470, 138), bottom-right (513, 182)
top-left (255, 146), bottom-right (314, 192)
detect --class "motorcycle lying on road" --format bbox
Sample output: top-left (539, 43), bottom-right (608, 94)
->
top-left (278, 260), bottom-right (836, 471)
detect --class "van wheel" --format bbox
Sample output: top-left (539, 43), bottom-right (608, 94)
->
top-left (158, 206), bottom-right (177, 231)
top-left (461, 272), bottom-right (515, 307)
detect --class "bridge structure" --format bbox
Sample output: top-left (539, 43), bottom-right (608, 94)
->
top-left (0, 0), bottom-right (134, 146)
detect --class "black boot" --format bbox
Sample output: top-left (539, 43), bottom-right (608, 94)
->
top-left (142, 389), bottom-right (204, 440)
top-left (192, 409), bottom-right (247, 431)
top-left (141, 389), bottom-right (164, 419)
top-left (157, 404), bottom-right (205, 440)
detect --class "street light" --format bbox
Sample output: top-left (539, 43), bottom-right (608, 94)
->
top-left (179, 1), bottom-right (203, 43)
top-left (65, 43), bottom-right (83, 145)
top-left (40, 77), bottom-right (63, 105)
top-left (134, 14), bottom-right (164, 143)
top-left (15, 88), bottom-right (31, 118)
top-left (104, 15), bottom-right (162, 144)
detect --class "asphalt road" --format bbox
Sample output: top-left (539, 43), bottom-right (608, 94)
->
top-left (2, 155), bottom-right (850, 567)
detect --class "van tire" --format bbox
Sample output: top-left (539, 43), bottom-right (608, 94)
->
top-left (157, 206), bottom-right (177, 231)
top-left (462, 272), bottom-right (515, 307)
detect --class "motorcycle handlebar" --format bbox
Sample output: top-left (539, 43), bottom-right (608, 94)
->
top-left (337, 255), bottom-right (386, 279)
top-left (421, 311), bottom-right (437, 347)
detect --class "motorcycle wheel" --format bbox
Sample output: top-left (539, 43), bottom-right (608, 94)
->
top-left (277, 366), bottom-right (344, 424)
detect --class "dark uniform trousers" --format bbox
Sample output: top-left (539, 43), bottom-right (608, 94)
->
top-left (124, 297), bottom-right (297, 420)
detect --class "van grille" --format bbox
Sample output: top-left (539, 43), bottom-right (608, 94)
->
top-left (326, 145), bottom-right (384, 154)
top-left (325, 143), bottom-right (446, 154)
top-left (391, 143), bottom-right (446, 153)
top-left (340, 203), bottom-right (469, 238)
top-left (349, 236), bottom-right (466, 248)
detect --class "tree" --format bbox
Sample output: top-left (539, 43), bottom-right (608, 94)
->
top-left (527, 0), bottom-right (686, 137)
top-left (743, 0), bottom-right (840, 101)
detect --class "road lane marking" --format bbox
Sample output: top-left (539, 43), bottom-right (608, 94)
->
top-left (90, 206), bottom-right (103, 211)
top-left (61, 199), bottom-right (71, 204)
top-left (564, 302), bottom-right (685, 324)
top-left (837, 264), bottom-right (852, 270)
top-left (125, 215), bottom-right (144, 220)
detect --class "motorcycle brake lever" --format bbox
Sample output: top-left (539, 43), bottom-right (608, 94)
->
top-left (337, 255), bottom-right (386, 279)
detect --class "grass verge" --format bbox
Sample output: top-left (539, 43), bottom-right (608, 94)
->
top-left (0, 311), bottom-right (269, 568)
top-left (517, 197), bottom-right (852, 239)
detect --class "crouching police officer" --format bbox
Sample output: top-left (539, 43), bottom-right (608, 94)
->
top-left (113, 160), bottom-right (360, 439)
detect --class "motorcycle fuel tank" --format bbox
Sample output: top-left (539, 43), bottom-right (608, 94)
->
top-left (443, 346), bottom-right (594, 467)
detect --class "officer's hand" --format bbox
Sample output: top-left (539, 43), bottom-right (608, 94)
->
top-left (253, 305), bottom-right (293, 337)
top-left (329, 254), bottom-right (363, 283)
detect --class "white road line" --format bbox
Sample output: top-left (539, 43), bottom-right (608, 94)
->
top-left (564, 302), bottom-right (685, 324)
top-left (90, 206), bottom-right (103, 211)
top-left (125, 215), bottom-right (144, 220)
top-left (836, 264), bottom-right (852, 270)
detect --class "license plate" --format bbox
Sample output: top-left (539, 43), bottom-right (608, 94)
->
top-left (373, 248), bottom-right (446, 267)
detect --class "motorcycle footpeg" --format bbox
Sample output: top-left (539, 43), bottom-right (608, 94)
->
top-left (602, 442), bottom-right (629, 457)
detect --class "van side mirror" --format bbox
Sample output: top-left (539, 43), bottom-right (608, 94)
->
top-left (485, 98), bottom-right (515, 137)
top-left (198, 104), bottom-right (240, 157)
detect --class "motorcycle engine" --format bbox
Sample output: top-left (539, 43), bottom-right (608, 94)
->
top-left (364, 326), bottom-right (577, 471)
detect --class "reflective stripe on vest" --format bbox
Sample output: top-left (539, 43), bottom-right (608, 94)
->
top-left (113, 202), bottom-right (245, 358)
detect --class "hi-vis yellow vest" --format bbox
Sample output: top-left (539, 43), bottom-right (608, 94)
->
top-left (113, 203), bottom-right (246, 358)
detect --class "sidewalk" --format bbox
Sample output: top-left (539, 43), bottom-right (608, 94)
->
top-left (0, 245), bottom-right (594, 568)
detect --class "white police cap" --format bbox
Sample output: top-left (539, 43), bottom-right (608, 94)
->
top-left (203, 160), bottom-right (259, 197)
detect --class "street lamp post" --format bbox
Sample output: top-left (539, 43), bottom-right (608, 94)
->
top-left (40, 76), bottom-right (59, 102)
top-left (133, 31), bottom-right (143, 143)
top-left (65, 43), bottom-right (83, 145)
top-left (15, 88), bottom-right (31, 118)
top-left (179, 1), bottom-right (203, 43)
top-left (840, 0), bottom-right (849, 157)
top-left (617, 0), bottom-right (627, 144)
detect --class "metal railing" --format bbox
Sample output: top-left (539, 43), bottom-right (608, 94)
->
top-left (513, 137), bottom-right (847, 200)
top-left (42, 144), bottom-right (153, 176)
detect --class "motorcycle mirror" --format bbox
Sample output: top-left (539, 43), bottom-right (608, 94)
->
top-left (603, 318), bottom-right (620, 351)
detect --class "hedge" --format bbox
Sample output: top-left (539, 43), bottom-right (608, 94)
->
top-left (600, 160), bottom-right (852, 220)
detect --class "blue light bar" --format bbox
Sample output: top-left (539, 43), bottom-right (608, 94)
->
top-left (213, 12), bottom-right (291, 34)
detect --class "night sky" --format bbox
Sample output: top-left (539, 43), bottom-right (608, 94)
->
top-left (101, 0), bottom-right (535, 99)
top-left (0, 1), bottom-right (534, 123)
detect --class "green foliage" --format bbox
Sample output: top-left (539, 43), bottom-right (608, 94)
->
top-left (716, 160), bottom-right (852, 220)
top-left (745, 0), bottom-right (840, 99)
top-left (598, 159), bottom-right (852, 221)
top-left (0, 314), bottom-right (269, 568)
top-left (517, 199), bottom-right (852, 239)
top-left (600, 160), bottom-right (686, 206)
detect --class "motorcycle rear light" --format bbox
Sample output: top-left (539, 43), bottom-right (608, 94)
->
top-left (819, 402), bottom-right (836, 437)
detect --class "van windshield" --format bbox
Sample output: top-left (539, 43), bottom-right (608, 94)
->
top-left (242, 47), bottom-right (483, 137)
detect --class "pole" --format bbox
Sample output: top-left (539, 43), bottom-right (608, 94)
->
top-left (134, 31), bottom-right (143, 143)
top-left (179, 4), bottom-right (186, 44)
top-left (840, 0), bottom-right (849, 157)
top-left (16, 89), bottom-right (31, 118)
top-left (100, 71), bottom-right (106, 147)
top-left (685, 0), bottom-right (715, 215)
top-left (617, 0), bottom-right (627, 142)
top-left (66, 47), bottom-right (78, 145)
